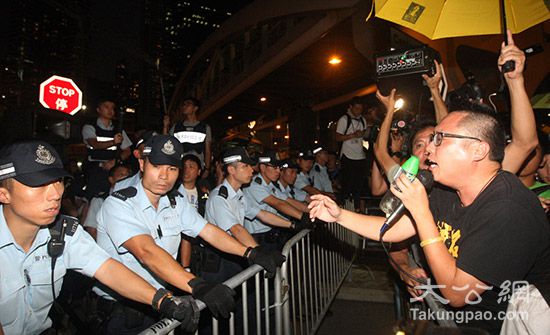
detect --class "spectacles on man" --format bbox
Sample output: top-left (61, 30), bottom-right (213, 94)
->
top-left (429, 131), bottom-right (481, 146)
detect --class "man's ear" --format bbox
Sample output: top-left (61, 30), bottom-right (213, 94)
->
top-left (0, 186), bottom-right (11, 204)
top-left (139, 158), bottom-right (145, 173)
top-left (472, 141), bottom-right (490, 162)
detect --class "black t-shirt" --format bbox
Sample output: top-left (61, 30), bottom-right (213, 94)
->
top-left (428, 171), bottom-right (550, 333)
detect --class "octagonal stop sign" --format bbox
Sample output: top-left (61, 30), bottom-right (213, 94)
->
top-left (39, 75), bottom-right (83, 115)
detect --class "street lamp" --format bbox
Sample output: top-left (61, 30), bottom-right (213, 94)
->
top-left (328, 56), bottom-right (342, 65)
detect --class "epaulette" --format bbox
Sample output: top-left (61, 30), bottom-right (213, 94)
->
top-left (50, 215), bottom-right (79, 237)
top-left (314, 165), bottom-right (321, 172)
top-left (218, 185), bottom-right (228, 199)
top-left (111, 187), bottom-right (137, 201)
top-left (254, 176), bottom-right (262, 185)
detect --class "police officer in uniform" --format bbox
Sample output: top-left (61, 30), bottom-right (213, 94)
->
top-left (244, 151), bottom-right (312, 250)
top-left (295, 147), bottom-right (336, 200)
top-left (95, 135), bottom-right (285, 332)
top-left (309, 146), bottom-right (335, 195)
top-left (204, 147), bottom-right (288, 282)
top-left (279, 159), bottom-right (309, 203)
top-left (82, 99), bottom-right (132, 198)
top-left (113, 130), bottom-right (157, 192)
top-left (0, 141), bottom-right (199, 335)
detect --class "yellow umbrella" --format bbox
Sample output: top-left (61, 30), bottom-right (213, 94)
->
top-left (375, 0), bottom-right (550, 40)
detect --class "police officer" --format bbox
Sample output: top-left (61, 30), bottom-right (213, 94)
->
top-left (95, 135), bottom-right (285, 332)
top-left (296, 147), bottom-right (336, 200)
top-left (204, 147), bottom-right (288, 281)
top-left (82, 99), bottom-right (132, 198)
top-left (83, 164), bottom-right (131, 240)
top-left (113, 130), bottom-right (158, 191)
top-left (0, 141), bottom-right (199, 335)
top-left (164, 97), bottom-right (212, 177)
top-left (279, 159), bottom-right (309, 203)
top-left (309, 146), bottom-right (335, 195)
top-left (244, 151), bottom-right (312, 250)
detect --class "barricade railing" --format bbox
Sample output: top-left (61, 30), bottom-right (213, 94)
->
top-left (139, 221), bottom-right (356, 335)
top-left (279, 222), bottom-right (356, 335)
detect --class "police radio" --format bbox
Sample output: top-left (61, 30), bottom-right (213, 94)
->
top-left (47, 215), bottom-right (78, 299)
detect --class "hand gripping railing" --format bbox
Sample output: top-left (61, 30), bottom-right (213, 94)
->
top-left (140, 222), bottom-right (356, 335)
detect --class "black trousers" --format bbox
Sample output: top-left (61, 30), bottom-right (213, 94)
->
top-left (97, 297), bottom-right (157, 335)
top-left (340, 155), bottom-right (368, 210)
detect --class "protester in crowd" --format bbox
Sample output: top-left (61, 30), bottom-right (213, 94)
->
top-left (94, 135), bottom-right (286, 332)
top-left (82, 99), bottom-right (132, 198)
top-left (310, 108), bottom-right (550, 334)
top-left (0, 141), bottom-right (200, 335)
top-left (83, 164), bottom-right (131, 240)
top-left (244, 151), bottom-right (312, 250)
top-left (517, 145), bottom-right (550, 211)
top-left (335, 97), bottom-right (369, 212)
top-left (164, 97), bottom-right (212, 179)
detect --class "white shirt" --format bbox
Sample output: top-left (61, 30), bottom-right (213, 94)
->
top-left (336, 112), bottom-right (367, 160)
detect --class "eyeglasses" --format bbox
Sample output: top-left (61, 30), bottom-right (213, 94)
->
top-left (267, 164), bottom-right (281, 170)
top-left (429, 131), bottom-right (481, 146)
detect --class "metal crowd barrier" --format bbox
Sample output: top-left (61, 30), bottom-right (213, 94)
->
top-left (140, 221), bottom-right (356, 335)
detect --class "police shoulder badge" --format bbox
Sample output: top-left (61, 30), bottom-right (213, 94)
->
top-left (161, 140), bottom-right (176, 155)
top-left (35, 145), bottom-right (56, 165)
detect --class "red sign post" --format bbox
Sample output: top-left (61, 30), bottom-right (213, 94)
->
top-left (39, 75), bottom-right (83, 115)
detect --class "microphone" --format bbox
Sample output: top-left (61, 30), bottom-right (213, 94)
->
top-left (379, 170), bottom-right (434, 236)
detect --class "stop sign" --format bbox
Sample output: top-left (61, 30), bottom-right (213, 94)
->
top-left (39, 75), bottom-right (83, 115)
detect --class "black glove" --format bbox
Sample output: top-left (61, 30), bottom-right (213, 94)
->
top-left (246, 246), bottom-right (286, 278)
top-left (292, 212), bottom-right (316, 231)
top-left (158, 295), bottom-right (200, 332)
top-left (189, 278), bottom-right (236, 319)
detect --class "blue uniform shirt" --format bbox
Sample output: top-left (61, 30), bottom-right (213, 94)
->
top-left (0, 207), bottom-right (110, 335)
top-left (281, 183), bottom-right (308, 202)
top-left (112, 172), bottom-right (140, 192)
top-left (206, 179), bottom-right (260, 232)
top-left (309, 163), bottom-right (333, 193)
top-left (294, 171), bottom-right (312, 191)
top-left (95, 177), bottom-right (207, 299)
top-left (243, 174), bottom-right (285, 234)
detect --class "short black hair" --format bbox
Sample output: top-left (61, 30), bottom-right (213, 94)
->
top-left (0, 178), bottom-right (12, 190)
top-left (350, 96), bottom-right (363, 106)
top-left (180, 97), bottom-right (200, 109)
top-left (455, 110), bottom-right (506, 163)
top-left (182, 154), bottom-right (202, 169)
top-left (108, 164), bottom-right (131, 178)
top-left (408, 118), bottom-right (437, 150)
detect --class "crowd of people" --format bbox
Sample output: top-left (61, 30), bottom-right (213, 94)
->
top-left (1, 31), bottom-right (549, 335)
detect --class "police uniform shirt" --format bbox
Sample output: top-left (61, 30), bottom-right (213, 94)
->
top-left (282, 183), bottom-right (308, 202)
top-left (206, 179), bottom-right (261, 232)
top-left (82, 119), bottom-right (132, 161)
top-left (112, 172), bottom-right (140, 192)
top-left (243, 173), bottom-right (283, 234)
top-left (294, 171), bottom-right (312, 191)
top-left (94, 177), bottom-right (207, 298)
top-left (0, 206), bottom-right (110, 335)
top-left (83, 196), bottom-right (104, 229)
top-left (310, 162), bottom-right (333, 193)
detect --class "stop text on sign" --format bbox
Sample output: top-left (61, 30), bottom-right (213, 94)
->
top-left (39, 75), bottom-right (83, 116)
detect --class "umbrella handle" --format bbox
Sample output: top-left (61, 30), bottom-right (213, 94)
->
top-left (500, 0), bottom-right (515, 73)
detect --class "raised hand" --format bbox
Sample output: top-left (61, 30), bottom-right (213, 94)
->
top-left (308, 194), bottom-right (342, 223)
